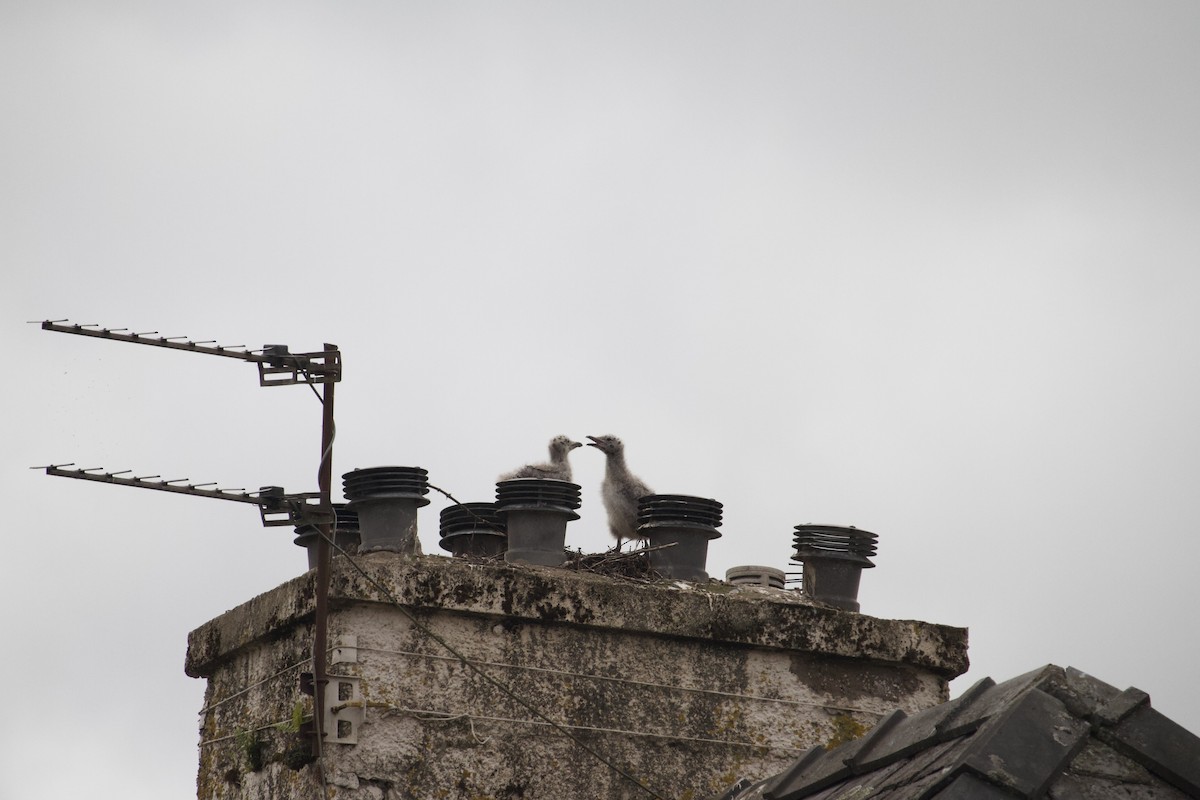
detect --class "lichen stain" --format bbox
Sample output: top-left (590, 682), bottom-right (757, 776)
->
top-left (825, 714), bottom-right (868, 749)
top-left (985, 754), bottom-right (1019, 787)
top-left (790, 654), bottom-right (919, 702)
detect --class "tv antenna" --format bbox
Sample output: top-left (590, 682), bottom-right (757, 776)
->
top-left (34, 318), bottom-right (341, 761)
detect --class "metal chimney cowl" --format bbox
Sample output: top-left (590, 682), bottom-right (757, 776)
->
top-left (495, 479), bottom-right (581, 567)
top-left (637, 495), bottom-right (723, 582)
top-left (342, 467), bottom-right (430, 555)
top-left (792, 524), bottom-right (878, 612)
top-left (439, 502), bottom-right (507, 558)
top-left (293, 504), bottom-right (360, 570)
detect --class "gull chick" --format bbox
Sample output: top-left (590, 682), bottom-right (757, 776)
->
top-left (586, 434), bottom-right (652, 548)
top-left (499, 435), bottom-right (583, 482)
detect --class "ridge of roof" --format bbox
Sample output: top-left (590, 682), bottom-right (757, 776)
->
top-left (711, 664), bottom-right (1200, 800)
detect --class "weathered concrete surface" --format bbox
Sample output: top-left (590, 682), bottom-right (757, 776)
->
top-left (188, 554), bottom-right (967, 800)
top-left (187, 554), bottom-right (967, 679)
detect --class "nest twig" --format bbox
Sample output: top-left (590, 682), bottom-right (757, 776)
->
top-left (563, 542), bottom-right (676, 581)
top-left (448, 541), bottom-right (676, 583)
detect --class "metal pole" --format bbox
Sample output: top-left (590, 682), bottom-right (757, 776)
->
top-left (312, 344), bottom-right (337, 760)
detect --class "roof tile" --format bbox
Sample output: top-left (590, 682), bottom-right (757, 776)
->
top-left (1106, 705), bottom-right (1200, 797)
top-left (851, 667), bottom-right (1051, 773)
top-left (1050, 666), bottom-right (1123, 719)
top-left (761, 748), bottom-right (826, 799)
top-left (954, 686), bottom-right (1090, 797)
top-left (930, 772), bottom-right (1022, 800)
top-left (840, 681), bottom-right (984, 772)
top-left (1094, 687), bottom-right (1151, 727)
top-left (722, 665), bottom-right (1199, 800)
top-left (805, 737), bottom-right (973, 800)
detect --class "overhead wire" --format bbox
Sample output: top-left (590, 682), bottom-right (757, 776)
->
top-left (199, 702), bottom-right (806, 755)
top-left (197, 657), bottom-right (312, 715)
top-left (352, 646), bottom-right (888, 718)
top-left (36, 325), bottom-right (817, 796)
top-left (312, 525), bottom-right (672, 800)
top-left (294, 355), bottom-right (335, 800)
top-left (293, 354), bottom-right (664, 799)
top-left (327, 702), bottom-right (809, 754)
top-left (200, 718), bottom-right (298, 747)
top-left (203, 645), bottom-right (888, 720)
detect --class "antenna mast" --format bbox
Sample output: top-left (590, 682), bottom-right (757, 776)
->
top-left (37, 319), bottom-right (341, 765)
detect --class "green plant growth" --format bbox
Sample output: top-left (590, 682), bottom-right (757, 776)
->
top-left (235, 728), bottom-right (267, 772)
top-left (277, 703), bottom-right (317, 771)
top-left (275, 701), bottom-right (307, 734)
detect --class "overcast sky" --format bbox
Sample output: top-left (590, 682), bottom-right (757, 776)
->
top-left (4, 2), bottom-right (1200, 797)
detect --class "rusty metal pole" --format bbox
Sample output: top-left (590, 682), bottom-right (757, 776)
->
top-left (312, 344), bottom-right (337, 760)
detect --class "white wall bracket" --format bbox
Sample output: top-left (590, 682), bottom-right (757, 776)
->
top-left (323, 675), bottom-right (364, 744)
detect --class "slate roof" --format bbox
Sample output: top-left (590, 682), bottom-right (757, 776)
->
top-left (710, 664), bottom-right (1200, 800)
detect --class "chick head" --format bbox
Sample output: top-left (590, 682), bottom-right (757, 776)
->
top-left (549, 435), bottom-right (583, 458)
top-left (585, 434), bottom-right (624, 455)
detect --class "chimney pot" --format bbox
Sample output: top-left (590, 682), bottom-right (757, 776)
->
top-left (439, 502), bottom-right (507, 558)
top-left (791, 524), bottom-right (878, 612)
top-left (293, 504), bottom-right (360, 569)
top-left (637, 495), bottom-right (723, 582)
top-left (343, 467), bottom-right (429, 554)
top-left (495, 479), bottom-right (580, 567)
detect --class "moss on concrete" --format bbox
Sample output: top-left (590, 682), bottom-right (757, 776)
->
top-left (186, 554), bottom-right (968, 679)
top-left (187, 553), bottom-right (969, 800)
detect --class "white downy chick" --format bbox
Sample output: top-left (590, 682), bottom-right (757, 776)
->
top-left (586, 434), bottom-right (653, 548)
top-left (498, 435), bottom-right (583, 482)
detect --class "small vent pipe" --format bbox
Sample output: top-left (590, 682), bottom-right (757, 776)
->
top-left (725, 565), bottom-right (786, 589)
top-left (495, 479), bottom-right (580, 567)
top-left (439, 502), bottom-right (507, 558)
top-left (637, 494), bottom-right (723, 582)
top-left (791, 524), bottom-right (878, 612)
top-left (342, 467), bottom-right (429, 555)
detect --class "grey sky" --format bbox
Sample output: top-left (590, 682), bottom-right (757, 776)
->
top-left (4, 3), bottom-right (1199, 797)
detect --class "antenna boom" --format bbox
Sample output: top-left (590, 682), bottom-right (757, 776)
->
top-left (41, 466), bottom-right (326, 527)
top-left (40, 321), bottom-right (340, 386)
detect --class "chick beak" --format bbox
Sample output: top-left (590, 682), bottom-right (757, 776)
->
top-left (585, 435), bottom-right (600, 448)
top-left (569, 440), bottom-right (583, 450)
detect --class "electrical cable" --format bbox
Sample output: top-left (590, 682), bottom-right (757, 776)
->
top-left (293, 354), bottom-right (661, 798)
top-left (203, 645), bottom-right (887, 720)
top-left (198, 703), bottom-right (805, 755)
top-left (197, 657), bottom-right (311, 714)
top-left (352, 646), bottom-right (887, 718)
top-left (294, 356), bottom-right (334, 800)
top-left (336, 702), bottom-right (809, 754)
top-left (313, 526), bottom-right (672, 800)
top-left (427, 481), bottom-right (505, 530)
top-left (199, 718), bottom-right (296, 747)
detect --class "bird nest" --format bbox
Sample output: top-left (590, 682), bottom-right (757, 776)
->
top-left (449, 544), bottom-right (668, 582)
top-left (563, 547), bottom-right (662, 581)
